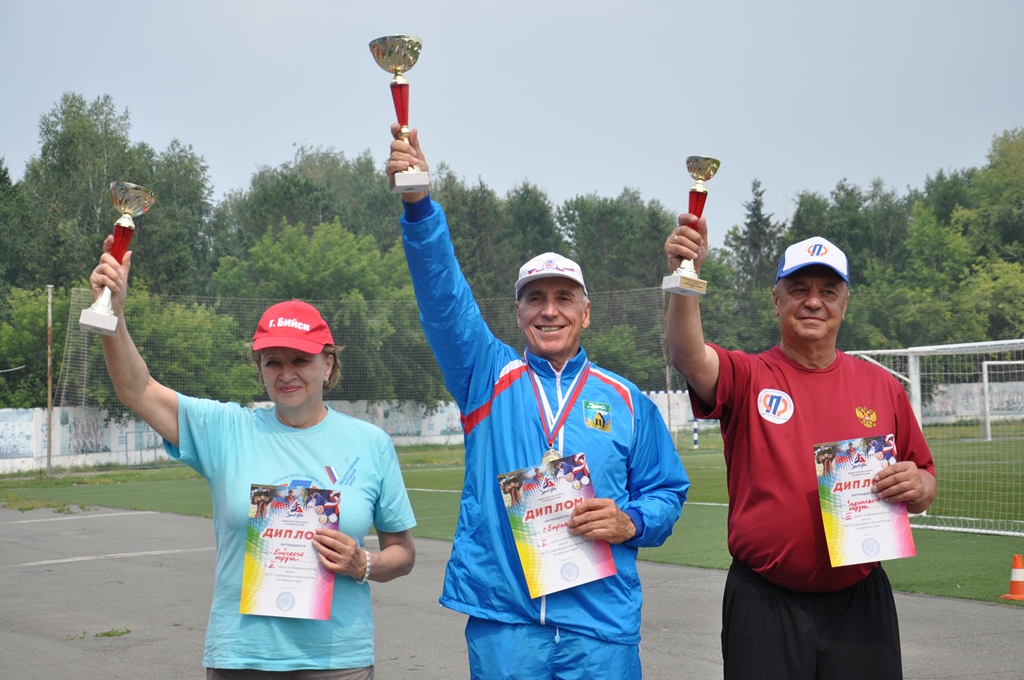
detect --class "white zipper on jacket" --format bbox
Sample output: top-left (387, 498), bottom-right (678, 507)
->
top-left (533, 360), bottom-right (584, 630)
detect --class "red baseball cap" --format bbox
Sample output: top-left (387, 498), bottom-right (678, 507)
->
top-left (252, 300), bottom-right (334, 354)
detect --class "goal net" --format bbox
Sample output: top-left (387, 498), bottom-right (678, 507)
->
top-left (55, 288), bottom-right (1024, 536)
top-left (849, 340), bottom-right (1024, 536)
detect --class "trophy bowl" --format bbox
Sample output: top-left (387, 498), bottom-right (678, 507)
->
top-left (110, 181), bottom-right (156, 217)
top-left (686, 156), bottom-right (721, 183)
top-left (369, 35), bottom-right (423, 76)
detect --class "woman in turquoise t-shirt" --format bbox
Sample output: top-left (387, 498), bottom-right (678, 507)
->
top-left (89, 237), bottom-right (417, 679)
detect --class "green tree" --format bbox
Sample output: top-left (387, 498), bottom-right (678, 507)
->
top-left (21, 93), bottom-right (140, 288)
top-left (900, 203), bottom-right (976, 293)
top-left (970, 259), bottom-right (1024, 340)
top-left (211, 147), bottom-right (402, 265)
top-left (724, 179), bottom-right (784, 289)
top-left (430, 166), bottom-right (513, 299)
top-left (964, 128), bottom-right (1024, 264)
top-left (837, 201), bottom-right (989, 351)
top-left (0, 287), bottom-right (69, 408)
top-left (0, 160), bottom-right (32, 299)
top-left (922, 168), bottom-right (976, 225)
top-left (788, 190), bottom-right (830, 243)
top-left (128, 140), bottom-right (215, 295)
top-left (557, 189), bottom-right (676, 292)
top-left (291, 147), bottom-right (400, 250)
top-left (214, 219), bottom-right (393, 301)
top-left (505, 181), bottom-right (569, 264)
top-left (789, 180), bottom-right (912, 288)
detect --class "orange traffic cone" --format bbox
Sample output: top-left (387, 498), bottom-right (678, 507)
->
top-left (1000, 554), bottom-right (1024, 601)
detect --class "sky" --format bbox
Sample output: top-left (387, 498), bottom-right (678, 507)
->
top-left (2, 1), bottom-right (1022, 251)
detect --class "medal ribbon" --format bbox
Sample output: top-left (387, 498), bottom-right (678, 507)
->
top-left (526, 359), bottom-right (591, 452)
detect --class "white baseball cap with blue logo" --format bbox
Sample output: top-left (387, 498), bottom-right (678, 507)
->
top-left (775, 236), bottom-right (849, 284)
top-left (515, 252), bottom-right (588, 298)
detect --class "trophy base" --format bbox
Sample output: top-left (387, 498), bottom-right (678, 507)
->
top-left (662, 273), bottom-right (707, 296)
top-left (79, 307), bottom-right (120, 336)
top-left (392, 169), bottom-right (430, 194)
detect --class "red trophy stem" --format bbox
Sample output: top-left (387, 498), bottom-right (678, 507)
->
top-left (390, 82), bottom-right (410, 127)
top-left (110, 222), bottom-right (135, 264)
top-left (689, 189), bottom-right (708, 219)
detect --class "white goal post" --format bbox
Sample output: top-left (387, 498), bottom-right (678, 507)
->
top-left (982, 361), bottom-right (1024, 442)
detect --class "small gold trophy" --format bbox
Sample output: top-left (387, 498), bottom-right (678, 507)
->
top-left (79, 182), bottom-right (156, 335)
top-left (662, 156), bottom-right (721, 296)
top-left (370, 35), bottom-right (429, 194)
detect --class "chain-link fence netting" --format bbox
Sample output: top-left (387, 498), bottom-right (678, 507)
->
top-left (58, 287), bottom-right (678, 413)
top-left (57, 288), bottom-right (1024, 536)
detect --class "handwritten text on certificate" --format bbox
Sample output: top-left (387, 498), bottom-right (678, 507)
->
top-left (240, 484), bottom-right (339, 619)
top-left (498, 453), bottom-right (617, 598)
top-left (815, 435), bottom-right (916, 567)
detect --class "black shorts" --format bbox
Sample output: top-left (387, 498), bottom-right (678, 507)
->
top-left (722, 559), bottom-right (902, 680)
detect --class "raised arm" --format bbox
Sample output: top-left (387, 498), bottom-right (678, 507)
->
top-left (664, 213), bottom-right (720, 407)
top-left (90, 235), bottom-right (180, 445)
top-left (386, 126), bottom-right (505, 411)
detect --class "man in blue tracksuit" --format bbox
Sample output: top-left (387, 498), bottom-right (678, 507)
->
top-left (387, 127), bottom-right (689, 680)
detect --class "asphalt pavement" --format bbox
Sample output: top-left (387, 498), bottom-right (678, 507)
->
top-left (1, 506), bottom-right (1021, 679)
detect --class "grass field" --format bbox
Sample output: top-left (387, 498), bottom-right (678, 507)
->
top-left (918, 421), bottom-right (1024, 529)
top-left (2, 434), bottom-right (1022, 607)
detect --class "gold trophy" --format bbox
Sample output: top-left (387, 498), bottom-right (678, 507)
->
top-left (79, 182), bottom-right (156, 335)
top-left (370, 35), bottom-right (429, 194)
top-left (662, 156), bottom-right (720, 296)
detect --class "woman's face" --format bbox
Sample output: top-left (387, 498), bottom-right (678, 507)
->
top-left (259, 347), bottom-right (333, 416)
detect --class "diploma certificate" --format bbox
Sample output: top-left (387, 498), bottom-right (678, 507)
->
top-left (815, 436), bottom-right (916, 567)
top-left (240, 484), bottom-right (339, 619)
top-left (499, 453), bottom-right (617, 598)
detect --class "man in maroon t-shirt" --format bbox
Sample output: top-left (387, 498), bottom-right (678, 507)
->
top-left (664, 219), bottom-right (936, 680)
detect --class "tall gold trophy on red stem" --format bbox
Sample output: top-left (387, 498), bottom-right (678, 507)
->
top-left (79, 181), bottom-right (155, 335)
top-left (370, 35), bottom-right (430, 194)
top-left (662, 156), bottom-right (721, 296)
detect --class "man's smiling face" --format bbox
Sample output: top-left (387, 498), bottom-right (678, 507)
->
top-left (516, 277), bottom-right (591, 371)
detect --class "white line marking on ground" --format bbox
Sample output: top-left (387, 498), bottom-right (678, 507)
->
top-left (5, 511), bottom-right (159, 524)
top-left (10, 547), bottom-right (215, 568)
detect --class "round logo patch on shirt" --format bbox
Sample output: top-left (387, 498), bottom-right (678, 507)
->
top-left (757, 389), bottom-right (794, 424)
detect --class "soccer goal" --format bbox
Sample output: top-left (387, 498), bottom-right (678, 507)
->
top-left (848, 339), bottom-right (1024, 537)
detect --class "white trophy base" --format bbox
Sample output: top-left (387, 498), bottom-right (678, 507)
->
top-left (662, 273), bottom-right (707, 296)
top-left (392, 169), bottom-right (430, 194)
top-left (79, 306), bottom-right (119, 336)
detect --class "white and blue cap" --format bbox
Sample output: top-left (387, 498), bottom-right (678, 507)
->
top-left (515, 252), bottom-right (588, 298)
top-left (775, 236), bottom-right (849, 284)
